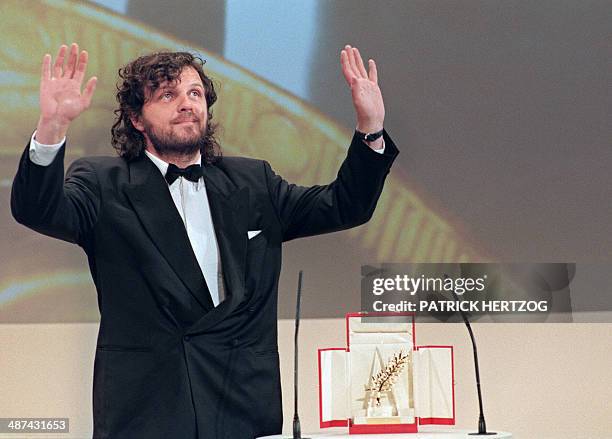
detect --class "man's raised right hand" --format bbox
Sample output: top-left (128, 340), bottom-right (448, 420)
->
top-left (36, 43), bottom-right (97, 144)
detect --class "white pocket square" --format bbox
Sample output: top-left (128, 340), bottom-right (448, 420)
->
top-left (247, 230), bottom-right (262, 240)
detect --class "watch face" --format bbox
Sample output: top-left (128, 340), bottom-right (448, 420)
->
top-left (357, 130), bottom-right (383, 141)
top-left (365, 131), bottom-right (383, 141)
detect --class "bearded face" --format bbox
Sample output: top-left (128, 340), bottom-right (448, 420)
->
top-left (132, 66), bottom-right (209, 159)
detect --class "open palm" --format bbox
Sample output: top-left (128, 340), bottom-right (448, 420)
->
top-left (40, 44), bottom-right (97, 124)
top-left (340, 45), bottom-right (385, 133)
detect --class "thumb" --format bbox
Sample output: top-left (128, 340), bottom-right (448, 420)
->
top-left (82, 76), bottom-right (97, 108)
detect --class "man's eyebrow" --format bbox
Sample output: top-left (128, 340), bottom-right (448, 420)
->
top-left (157, 82), bottom-right (202, 90)
top-left (151, 82), bottom-right (203, 97)
top-left (154, 84), bottom-right (175, 94)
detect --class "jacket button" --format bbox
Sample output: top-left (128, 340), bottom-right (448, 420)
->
top-left (183, 335), bottom-right (191, 342)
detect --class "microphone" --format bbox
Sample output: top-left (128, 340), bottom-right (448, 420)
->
top-left (291, 270), bottom-right (309, 439)
top-left (450, 281), bottom-right (497, 436)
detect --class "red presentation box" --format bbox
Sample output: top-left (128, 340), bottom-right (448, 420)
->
top-left (318, 312), bottom-right (455, 434)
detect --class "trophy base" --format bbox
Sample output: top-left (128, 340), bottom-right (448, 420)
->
top-left (354, 415), bottom-right (415, 425)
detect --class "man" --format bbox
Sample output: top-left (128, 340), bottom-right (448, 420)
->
top-left (11, 43), bottom-right (397, 438)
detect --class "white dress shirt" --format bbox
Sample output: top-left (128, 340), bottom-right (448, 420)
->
top-left (29, 132), bottom-right (225, 306)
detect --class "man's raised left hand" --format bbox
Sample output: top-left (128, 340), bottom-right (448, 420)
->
top-left (340, 45), bottom-right (385, 149)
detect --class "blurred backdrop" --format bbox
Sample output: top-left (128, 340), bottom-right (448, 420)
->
top-left (0, 0), bottom-right (610, 322)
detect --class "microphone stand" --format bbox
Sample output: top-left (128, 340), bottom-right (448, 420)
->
top-left (290, 271), bottom-right (309, 439)
top-left (451, 289), bottom-right (497, 436)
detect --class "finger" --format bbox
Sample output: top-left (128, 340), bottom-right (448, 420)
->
top-left (346, 45), bottom-right (362, 78)
top-left (368, 59), bottom-right (378, 84)
top-left (53, 45), bottom-right (67, 78)
top-left (82, 76), bottom-right (98, 108)
top-left (340, 50), bottom-right (355, 86)
top-left (73, 50), bottom-right (89, 84)
top-left (353, 47), bottom-right (368, 78)
top-left (64, 43), bottom-right (78, 78)
top-left (343, 44), bottom-right (357, 78)
top-left (41, 54), bottom-right (51, 81)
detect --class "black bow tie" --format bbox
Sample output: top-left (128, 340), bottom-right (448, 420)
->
top-left (165, 163), bottom-right (203, 185)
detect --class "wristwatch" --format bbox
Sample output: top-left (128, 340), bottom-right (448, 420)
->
top-left (355, 129), bottom-right (384, 142)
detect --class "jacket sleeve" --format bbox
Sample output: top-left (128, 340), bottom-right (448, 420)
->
top-left (264, 130), bottom-right (398, 242)
top-left (11, 141), bottom-right (101, 247)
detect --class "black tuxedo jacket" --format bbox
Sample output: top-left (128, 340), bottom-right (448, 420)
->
top-left (11, 131), bottom-right (398, 439)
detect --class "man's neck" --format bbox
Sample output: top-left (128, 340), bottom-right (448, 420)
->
top-left (145, 146), bottom-right (201, 168)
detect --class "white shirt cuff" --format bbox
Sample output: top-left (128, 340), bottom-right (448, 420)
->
top-left (372, 139), bottom-right (385, 154)
top-left (29, 130), bottom-right (65, 166)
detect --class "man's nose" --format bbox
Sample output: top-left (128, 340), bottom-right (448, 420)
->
top-left (177, 93), bottom-right (194, 112)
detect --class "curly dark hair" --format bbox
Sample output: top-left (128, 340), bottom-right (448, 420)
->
top-left (111, 51), bottom-right (220, 163)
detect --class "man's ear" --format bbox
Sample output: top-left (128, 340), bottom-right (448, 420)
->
top-left (130, 113), bottom-right (144, 132)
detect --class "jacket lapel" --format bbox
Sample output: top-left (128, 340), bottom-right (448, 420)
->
top-left (123, 156), bottom-right (215, 311)
top-left (186, 163), bottom-right (249, 334)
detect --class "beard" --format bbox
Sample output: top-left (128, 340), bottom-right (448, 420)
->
top-left (143, 118), bottom-right (206, 158)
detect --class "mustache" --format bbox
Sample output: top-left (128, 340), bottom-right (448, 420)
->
top-left (171, 113), bottom-right (200, 124)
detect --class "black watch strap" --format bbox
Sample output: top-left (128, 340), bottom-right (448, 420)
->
top-left (355, 129), bottom-right (384, 142)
